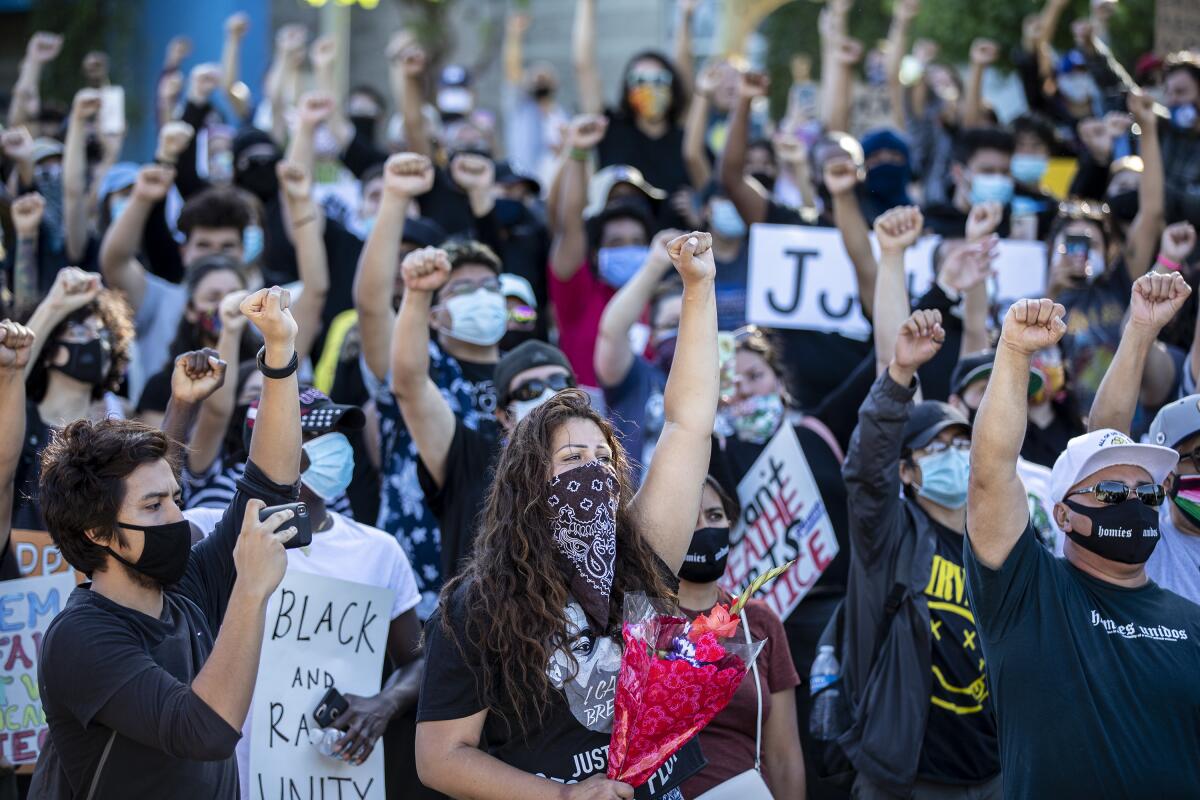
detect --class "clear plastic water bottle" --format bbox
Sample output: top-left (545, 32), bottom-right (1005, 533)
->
top-left (1010, 197), bottom-right (1040, 241)
top-left (310, 728), bottom-right (345, 758)
top-left (809, 644), bottom-right (844, 741)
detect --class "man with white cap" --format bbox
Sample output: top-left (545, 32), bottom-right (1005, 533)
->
top-left (966, 297), bottom-right (1200, 799)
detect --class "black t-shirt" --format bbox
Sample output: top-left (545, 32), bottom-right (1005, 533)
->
top-left (416, 420), bottom-right (498, 582)
top-left (29, 460), bottom-right (299, 800)
top-left (12, 400), bottom-right (52, 531)
top-left (456, 358), bottom-right (499, 420)
top-left (418, 583), bottom-right (706, 798)
top-left (965, 522), bottom-right (1200, 798)
top-left (417, 168), bottom-right (477, 239)
top-left (773, 331), bottom-right (872, 412)
top-left (711, 422), bottom-right (850, 596)
top-left (916, 521), bottom-right (999, 783)
top-left (597, 113), bottom-right (690, 193)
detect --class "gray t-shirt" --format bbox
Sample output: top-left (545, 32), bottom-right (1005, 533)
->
top-left (1146, 504), bottom-right (1200, 606)
top-left (130, 272), bottom-right (188, 402)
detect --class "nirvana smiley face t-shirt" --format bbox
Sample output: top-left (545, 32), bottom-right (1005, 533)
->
top-left (418, 586), bottom-right (705, 798)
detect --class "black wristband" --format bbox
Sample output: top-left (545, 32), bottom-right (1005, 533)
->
top-left (256, 346), bottom-right (298, 379)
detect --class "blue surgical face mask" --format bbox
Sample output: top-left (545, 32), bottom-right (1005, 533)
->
top-left (914, 447), bottom-right (970, 510)
top-left (109, 196), bottom-right (130, 223)
top-left (969, 173), bottom-right (1014, 206)
top-left (709, 198), bottom-right (746, 239)
top-left (302, 432), bottom-right (355, 502)
top-left (1010, 154), bottom-right (1048, 185)
top-left (1170, 103), bottom-right (1198, 131)
top-left (596, 245), bottom-right (650, 288)
top-left (243, 224), bottom-right (264, 264)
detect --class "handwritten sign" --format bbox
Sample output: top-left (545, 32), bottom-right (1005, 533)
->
top-left (10, 529), bottom-right (75, 578)
top-left (719, 425), bottom-right (840, 620)
top-left (748, 224), bottom-right (1048, 339)
top-left (0, 572), bottom-right (75, 767)
top-left (1156, 0), bottom-right (1200, 57)
top-left (747, 224), bottom-right (937, 340)
top-left (248, 571), bottom-right (393, 800)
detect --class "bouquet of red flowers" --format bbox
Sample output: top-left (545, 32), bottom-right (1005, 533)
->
top-left (606, 563), bottom-right (793, 787)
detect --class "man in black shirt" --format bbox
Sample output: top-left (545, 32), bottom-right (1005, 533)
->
top-left (967, 297), bottom-right (1200, 798)
top-left (393, 247), bottom-right (577, 578)
top-left (28, 287), bottom-right (305, 800)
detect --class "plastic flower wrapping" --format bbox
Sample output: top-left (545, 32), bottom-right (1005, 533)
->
top-left (606, 562), bottom-right (793, 786)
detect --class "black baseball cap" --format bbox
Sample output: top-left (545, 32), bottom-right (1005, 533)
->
top-left (494, 341), bottom-right (574, 407)
top-left (951, 350), bottom-right (1044, 399)
top-left (903, 401), bottom-right (970, 452)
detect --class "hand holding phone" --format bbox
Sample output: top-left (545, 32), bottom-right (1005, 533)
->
top-left (313, 687), bottom-right (349, 728)
top-left (259, 501), bottom-right (312, 549)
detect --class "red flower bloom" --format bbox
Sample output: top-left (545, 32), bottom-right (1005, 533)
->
top-left (688, 603), bottom-right (741, 642)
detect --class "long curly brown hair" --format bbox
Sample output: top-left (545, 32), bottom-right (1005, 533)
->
top-left (440, 388), bottom-right (676, 735)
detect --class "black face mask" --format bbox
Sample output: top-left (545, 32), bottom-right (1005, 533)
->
top-left (531, 85), bottom-right (555, 101)
top-left (350, 115), bottom-right (377, 144)
top-left (750, 171), bottom-right (776, 193)
top-left (1106, 190), bottom-right (1139, 224)
top-left (237, 162), bottom-right (280, 201)
top-left (1062, 498), bottom-right (1161, 564)
top-left (108, 519), bottom-right (193, 585)
top-left (54, 339), bottom-right (110, 386)
top-left (678, 526), bottom-right (731, 583)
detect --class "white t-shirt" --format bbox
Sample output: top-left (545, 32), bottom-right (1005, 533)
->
top-left (185, 508), bottom-right (420, 799)
top-left (130, 273), bottom-right (188, 402)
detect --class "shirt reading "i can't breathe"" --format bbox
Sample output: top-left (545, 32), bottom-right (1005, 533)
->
top-left (965, 522), bottom-right (1200, 799)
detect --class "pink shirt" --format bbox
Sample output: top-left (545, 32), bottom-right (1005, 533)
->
top-left (548, 262), bottom-right (614, 389)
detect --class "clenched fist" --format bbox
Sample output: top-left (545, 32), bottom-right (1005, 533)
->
top-left (240, 287), bottom-right (298, 348)
top-left (1128, 272), bottom-right (1191, 335)
top-left (0, 321), bottom-right (35, 373)
top-left (666, 232), bottom-right (716, 284)
top-left (401, 247), bottom-right (452, 294)
top-left (999, 299), bottom-right (1067, 356)
top-left (171, 348), bottom-right (228, 405)
top-left (893, 309), bottom-right (945, 374)
top-left (383, 153), bottom-right (435, 199)
top-left (874, 206), bottom-right (924, 255)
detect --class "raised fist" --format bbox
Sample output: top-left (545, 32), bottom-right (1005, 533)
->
top-left (1000, 298), bottom-right (1068, 356)
top-left (11, 193), bottom-right (45, 238)
top-left (2, 127), bottom-right (35, 164)
top-left (966, 201), bottom-right (1003, 242)
top-left (696, 61), bottom-right (723, 100)
top-left (310, 34), bottom-right (338, 70)
top-left (823, 158), bottom-right (860, 197)
top-left (0, 321), bottom-right (35, 373)
top-left (449, 153), bottom-right (495, 194)
top-left (835, 38), bottom-right (864, 66)
top-left (166, 36), bottom-right (192, 68)
top-left (219, 290), bottom-right (250, 336)
top-left (188, 63), bottom-right (223, 105)
top-left (46, 267), bottom-right (102, 315)
top-left (171, 348), bottom-right (228, 405)
top-left (739, 71), bottom-right (770, 99)
top-left (567, 114), bottom-right (608, 150)
top-left (874, 205), bottom-right (924, 255)
top-left (665, 232), bottom-right (716, 284)
top-left (225, 12), bottom-right (250, 39)
top-left (383, 153), bottom-right (435, 198)
top-left (157, 121), bottom-right (195, 162)
top-left (133, 164), bottom-right (176, 204)
top-left (1129, 272), bottom-right (1191, 334)
top-left (298, 91), bottom-right (336, 127)
top-left (970, 38), bottom-right (999, 67)
top-left (894, 0), bottom-right (920, 23)
top-left (159, 72), bottom-right (184, 106)
top-left (506, 13), bottom-right (532, 37)
top-left (240, 286), bottom-right (298, 347)
top-left (1160, 222), bottom-right (1197, 265)
top-left (894, 309), bottom-right (945, 371)
top-left (1127, 89), bottom-right (1157, 128)
top-left (939, 238), bottom-right (996, 293)
top-left (773, 129), bottom-right (808, 168)
top-left (275, 160), bottom-right (312, 202)
top-left (276, 24), bottom-right (308, 55)
top-left (72, 88), bottom-right (102, 120)
top-left (26, 32), bottom-right (63, 65)
top-left (401, 247), bottom-right (452, 294)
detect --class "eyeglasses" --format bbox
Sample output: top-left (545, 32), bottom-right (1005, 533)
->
top-left (509, 372), bottom-right (574, 402)
top-left (1067, 480), bottom-right (1166, 507)
top-left (627, 69), bottom-right (673, 87)
top-left (920, 436), bottom-right (971, 455)
top-left (441, 276), bottom-right (501, 300)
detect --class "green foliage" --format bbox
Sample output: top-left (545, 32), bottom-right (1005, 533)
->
top-left (761, 0), bottom-right (1157, 120)
top-left (29, 0), bottom-right (140, 109)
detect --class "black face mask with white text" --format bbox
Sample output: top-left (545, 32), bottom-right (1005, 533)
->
top-left (678, 527), bottom-right (731, 583)
top-left (1063, 498), bottom-right (1160, 564)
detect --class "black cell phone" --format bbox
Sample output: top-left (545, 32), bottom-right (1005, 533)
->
top-left (259, 501), bottom-right (312, 549)
top-left (312, 687), bottom-right (349, 728)
top-left (1064, 234), bottom-right (1091, 259)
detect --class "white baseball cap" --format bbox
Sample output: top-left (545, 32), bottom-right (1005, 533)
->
top-left (1049, 428), bottom-right (1179, 505)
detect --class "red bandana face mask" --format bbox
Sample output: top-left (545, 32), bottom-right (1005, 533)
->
top-left (547, 461), bottom-right (619, 629)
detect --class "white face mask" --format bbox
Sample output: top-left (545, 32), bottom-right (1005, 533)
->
top-left (510, 387), bottom-right (556, 423)
top-left (440, 288), bottom-right (507, 346)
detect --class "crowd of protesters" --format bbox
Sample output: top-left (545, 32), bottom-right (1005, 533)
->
top-left (0, 0), bottom-right (1199, 798)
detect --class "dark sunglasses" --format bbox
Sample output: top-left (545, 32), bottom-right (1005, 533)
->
top-left (1067, 480), bottom-right (1165, 507)
top-left (509, 372), bottom-right (574, 403)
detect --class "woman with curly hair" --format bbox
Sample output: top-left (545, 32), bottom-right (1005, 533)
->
top-left (415, 233), bottom-right (719, 800)
top-left (15, 267), bottom-right (135, 529)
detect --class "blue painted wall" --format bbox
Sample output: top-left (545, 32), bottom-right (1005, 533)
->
top-left (126, 0), bottom-right (270, 161)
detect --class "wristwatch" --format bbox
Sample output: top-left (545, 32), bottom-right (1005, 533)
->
top-left (256, 346), bottom-right (298, 379)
